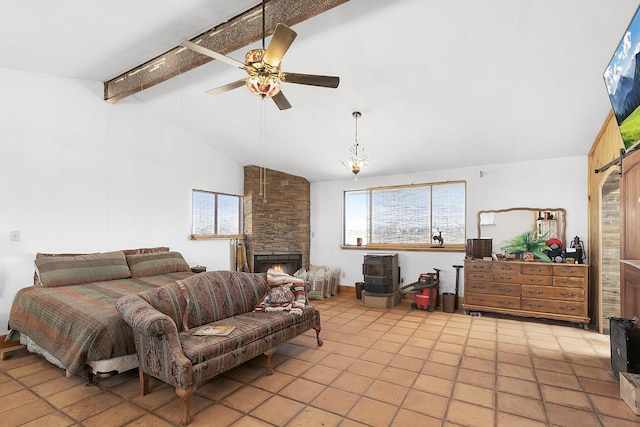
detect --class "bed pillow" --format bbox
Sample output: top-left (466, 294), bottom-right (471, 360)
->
top-left (34, 251), bottom-right (131, 287)
top-left (126, 251), bottom-right (190, 278)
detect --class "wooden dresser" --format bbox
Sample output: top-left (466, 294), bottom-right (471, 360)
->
top-left (463, 259), bottom-right (590, 328)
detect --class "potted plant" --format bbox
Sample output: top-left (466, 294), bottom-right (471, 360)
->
top-left (501, 231), bottom-right (552, 262)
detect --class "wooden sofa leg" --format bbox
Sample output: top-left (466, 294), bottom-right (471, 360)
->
top-left (314, 327), bottom-right (323, 346)
top-left (139, 370), bottom-right (149, 396)
top-left (264, 348), bottom-right (276, 375)
top-left (176, 386), bottom-right (196, 426)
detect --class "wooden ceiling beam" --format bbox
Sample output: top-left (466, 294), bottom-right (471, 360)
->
top-left (103, 0), bottom-right (349, 103)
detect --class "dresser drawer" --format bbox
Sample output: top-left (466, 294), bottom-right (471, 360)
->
top-left (466, 282), bottom-right (520, 295)
top-left (522, 285), bottom-right (584, 301)
top-left (553, 265), bottom-right (587, 278)
top-left (466, 272), bottom-right (493, 282)
top-left (493, 272), bottom-right (520, 283)
top-left (521, 298), bottom-right (585, 316)
top-left (466, 293), bottom-right (519, 309)
top-left (520, 264), bottom-right (552, 276)
top-left (493, 263), bottom-right (520, 274)
top-left (553, 276), bottom-right (585, 288)
top-left (520, 275), bottom-right (552, 286)
top-left (466, 261), bottom-right (492, 273)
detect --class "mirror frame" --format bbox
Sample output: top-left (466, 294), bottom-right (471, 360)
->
top-left (477, 207), bottom-right (567, 245)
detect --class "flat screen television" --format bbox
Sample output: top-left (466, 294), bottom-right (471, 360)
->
top-left (604, 5), bottom-right (640, 153)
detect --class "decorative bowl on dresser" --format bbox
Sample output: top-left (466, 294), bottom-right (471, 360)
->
top-left (463, 259), bottom-right (589, 328)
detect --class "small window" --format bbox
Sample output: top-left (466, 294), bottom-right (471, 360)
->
top-left (191, 190), bottom-right (243, 239)
top-left (343, 181), bottom-right (466, 249)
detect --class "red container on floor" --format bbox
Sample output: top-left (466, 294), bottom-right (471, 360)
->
top-left (413, 285), bottom-right (438, 311)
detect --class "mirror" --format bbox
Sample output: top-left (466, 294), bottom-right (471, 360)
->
top-left (477, 207), bottom-right (566, 254)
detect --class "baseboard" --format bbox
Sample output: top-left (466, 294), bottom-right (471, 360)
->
top-left (338, 285), bottom-right (356, 295)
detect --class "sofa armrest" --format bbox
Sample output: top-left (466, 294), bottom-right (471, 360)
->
top-left (116, 293), bottom-right (176, 337)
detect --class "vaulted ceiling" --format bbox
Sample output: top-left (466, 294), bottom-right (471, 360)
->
top-left (1, 0), bottom-right (637, 181)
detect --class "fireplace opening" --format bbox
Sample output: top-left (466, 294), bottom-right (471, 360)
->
top-left (254, 254), bottom-right (303, 275)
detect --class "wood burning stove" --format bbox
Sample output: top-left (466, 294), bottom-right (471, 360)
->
top-left (362, 253), bottom-right (399, 294)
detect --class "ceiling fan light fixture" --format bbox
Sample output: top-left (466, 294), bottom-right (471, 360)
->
top-left (246, 75), bottom-right (281, 98)
top-left (340, 111), bottom-right (370, 180)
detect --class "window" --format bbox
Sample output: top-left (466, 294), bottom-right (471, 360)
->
top-left (191, 190), bottom-right (243, 239)
top-left (343, 181), bottom-right (466, 248)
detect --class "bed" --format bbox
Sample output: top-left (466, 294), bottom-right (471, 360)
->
top-left (7, 247), bottom-right (194, 379)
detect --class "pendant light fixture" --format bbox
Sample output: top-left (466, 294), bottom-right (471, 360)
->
top-left (340, 111), bottom-right (369, 180)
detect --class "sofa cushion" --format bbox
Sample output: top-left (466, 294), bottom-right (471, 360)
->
top-left (177, 271), bottom-right (268, 328)
top-left (179, 307), bottom-right (318, 365)
top-left (34, 251), bottom-right (131, 287)
top-left (129, 281), bottom-right (188, 333)
top-left (126, 251), bottom-right (190, 278)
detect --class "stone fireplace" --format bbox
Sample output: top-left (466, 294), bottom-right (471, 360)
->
top-left (244, 166), bottom-right (310, 273)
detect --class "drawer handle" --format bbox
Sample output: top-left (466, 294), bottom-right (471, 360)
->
top-left (499, 287), bottom-right (513, 292)
top-left (528, 278), bottom-right (544, 283)
top-left (472, 285), bottom-right (486, 289)
top-left (559, 291), bottom-right (578, 297)
top-left (527, 302), bottom-right (544, 307)
top-left (559, 305), bottom-right (577, 311)
top-left (526, 289), bottom-right (544, 294)
top-left (498, 300), bottom-right (513, 305)
top-left (471, 297), bottom-right (484, 302)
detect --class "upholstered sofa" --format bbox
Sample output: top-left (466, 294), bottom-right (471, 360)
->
top-left (116, 270), bottom-right (322, 425)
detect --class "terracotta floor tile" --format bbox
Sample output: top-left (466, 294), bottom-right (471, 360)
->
top-left (497, 342), bottom-right (529, 355)
top-left (287, 406), bottom-right (343, 427)
top-left (590, 394), bottom-right (640, 421)
top-left (83, 402), bottom-right (147, 427)
top-left (331, 372), bottom-right (373, 394)
top-left (250, 394), bottom-right (305, 425)
top-left (0, 398), bottom-right (56, 425)
top-left (125, 413), bottom-right (177, 427)
top-left (453, 382), bottom-right (495, 408)
top-left (30, 375), bottom-right (85, 398)
top-left (427, 350), bottom-right (461, 367)
top-left (535, 369), bottom-right (582, 389)
top-left (496, 362), bottom-right (536, 381)
top-left (497, 376), bottom-right (540, 399)
top-left (391, 408), bottom-right (443, 426)
top-left (545, 402), bottom-right (603, 427)
top-left (496, 412), bottom-right (548, 427)
top-left (461, 356), bottom-right (496, 374)
top-left (279, 377), bottom-right (326, 403)
top-left (579, 377), bottom-right (621, 398)
top-left (402, 389), bottom-right (448, 418)
top-left (347, 396), bottom-right (398, 427)
top-left (311, 387), bottom-right (359, 415)
top-left (600, 414), bottom-right (640, 427)
top-left (464, 345), bottom-right (497, 361)
top-left (378, 366), bottom-right (419, 387)
top-left (446, 400), bottom-right (495, 426)
top-left (301, 363), bottom-right (342, 385)
top-left (333, 344), bottom-right (367, 358)
top-left (413, 373), bottom-right (454, 397)
top-left (457, 367), bottom-right (496, 388)
top-left (222, 385), bottom-right (272, 412)
top-left (420, 361), bottom-right (458, 381)
top-left (497, 392), bottom-right (547, 422)
top-left (21, 411), bottom-right (76, 427)
top-left (540, 384), bottom-right (593, 410)
top-left (466, 337), bottom-right (496, 350)
top-left (63, 391), bottom-right (124, 421)
top-left (364, 379), bottom-right (409, 406)
top-left (248, 371), bottom-right (295, 394)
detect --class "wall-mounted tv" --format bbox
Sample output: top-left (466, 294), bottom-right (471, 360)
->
top-left (604, 5), bottom-right (640, 153)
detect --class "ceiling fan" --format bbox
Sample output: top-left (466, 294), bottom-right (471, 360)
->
top-left (179, 0), bottom-right (340, 110)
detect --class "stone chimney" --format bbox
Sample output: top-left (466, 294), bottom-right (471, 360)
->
top-left (243, 165), bottom-right (310, 272)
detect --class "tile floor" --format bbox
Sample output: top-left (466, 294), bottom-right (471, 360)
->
top-left (0, 293), bottom-right (636, 427)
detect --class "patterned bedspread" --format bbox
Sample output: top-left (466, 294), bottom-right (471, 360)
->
top-left (8, 271), bottom-right (194, 376)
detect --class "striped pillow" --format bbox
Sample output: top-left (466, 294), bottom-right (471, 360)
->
top-left (35, 251), bottom-right (131, 287)
top-left (126, 251), bottom-right (190, 278)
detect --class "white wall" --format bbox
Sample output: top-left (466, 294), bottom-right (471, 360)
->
top-left (310, 156), bottom-right (589, 296)
top-left (0, 68), bottom-right (244, 334)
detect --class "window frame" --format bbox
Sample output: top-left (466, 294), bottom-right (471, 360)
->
top-left (191, 189), bottom-right (244, 240)
top-left (342, 181), bottom-right (466, 251)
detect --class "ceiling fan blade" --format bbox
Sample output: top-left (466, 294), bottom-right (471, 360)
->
top-left (263, 24), bottom-right (297, 68)
top-left (272, 91), bottom-right (292, 110)
top-left (280, 72), bottom-right (340, 88)
top-left (180, 40), bottom-right (245, 69)
top-left (205, 79), bottom-right (247, 95)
